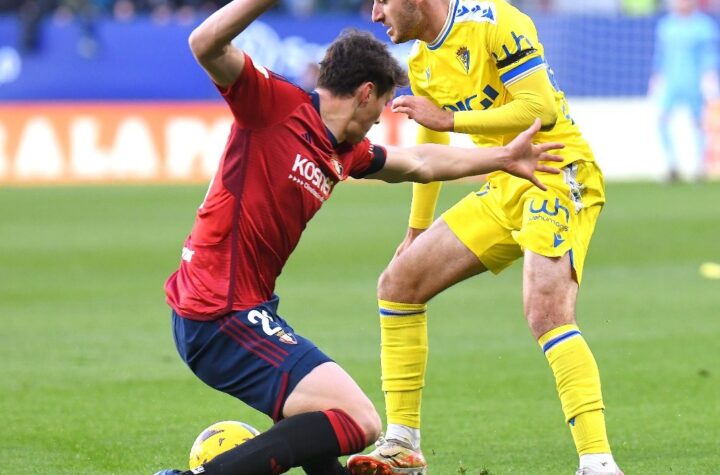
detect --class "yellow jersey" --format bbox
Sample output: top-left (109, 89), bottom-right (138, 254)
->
top-left (407, 0), bottom-right (595, 167)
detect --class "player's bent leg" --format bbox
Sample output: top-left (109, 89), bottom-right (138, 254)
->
top-left (524, 251), bottom-right (621, 474)
top-left (284, 361), bottom-right (382, 445)
top-left (379, 219), bottom-right (487, 304)
top-left (184, 363), bottom-right (372, 475)
top-left (378, 219), bottom-right (486, 429)
top-left (349, 220), bottom-right (486, 475)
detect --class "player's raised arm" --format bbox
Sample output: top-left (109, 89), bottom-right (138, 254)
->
top-left (391, 72), bottom-right (557, 136)
top-left (367, 119), bottom-right (564, 189)
top-left (188, 0), bottom-right (277, 87)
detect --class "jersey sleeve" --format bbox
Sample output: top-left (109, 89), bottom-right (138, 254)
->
top-left (486, 10), bottom-right (547, 88)
top-left (216, 53), bottom-right (306, 128)
top-left (348, 139), bottom-right (387, 179)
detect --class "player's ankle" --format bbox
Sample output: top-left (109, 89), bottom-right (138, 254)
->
top-left (386, 423), bottom-right (421, 450)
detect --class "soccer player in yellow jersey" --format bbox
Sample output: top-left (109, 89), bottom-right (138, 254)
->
top-left (347, 1), bottom-right (623, 475)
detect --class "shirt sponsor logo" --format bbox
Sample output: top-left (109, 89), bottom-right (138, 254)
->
top-left (442, 85), bottom-right (499, 111)
top-left (289, 153), bottom-right (335, 203)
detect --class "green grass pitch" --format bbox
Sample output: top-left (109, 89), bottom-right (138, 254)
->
top-left (1, 181), bottom-right (719, 474)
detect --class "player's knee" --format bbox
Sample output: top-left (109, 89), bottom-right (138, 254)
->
top-left (377, 264), bottom-right (421, 302)
top-left (377, 267), bottom-right (396, 298)
top-left (524, 303), bottom-right (575, 339)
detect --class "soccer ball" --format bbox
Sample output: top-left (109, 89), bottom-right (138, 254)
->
top-left (188, 420), bottom-right (261, 469)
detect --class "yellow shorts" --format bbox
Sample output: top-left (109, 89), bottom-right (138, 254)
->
top-left (442, 161), bottom-right (605, 284)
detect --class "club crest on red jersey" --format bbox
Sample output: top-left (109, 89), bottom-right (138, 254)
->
top-left (331, 157), bottom-right (343, 177)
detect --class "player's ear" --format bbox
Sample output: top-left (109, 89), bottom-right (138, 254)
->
top-left (357, 82), bottom-right (374, 105)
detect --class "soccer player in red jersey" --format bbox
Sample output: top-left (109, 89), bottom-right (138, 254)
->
top-left (155, 1), bottom-right (563, 474)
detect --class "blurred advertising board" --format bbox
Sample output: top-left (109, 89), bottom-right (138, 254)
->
top-left (0, 102), bottom-right (230, 183)
top-left (3, 100), bottom-right (717, 184)
top-left (0, 102), bottom-right (408, 183)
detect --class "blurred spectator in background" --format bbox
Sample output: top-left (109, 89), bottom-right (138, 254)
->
top-left (650, 0), bottom-right (720, 182)
top-left (18, 0), bottom-right (102, 56)
top-left (54, 0), bottom-right (101, 57)
top-left (19, 0), bottom-right (51, 52)
top-left (5, 0), bottom-right (720, 56)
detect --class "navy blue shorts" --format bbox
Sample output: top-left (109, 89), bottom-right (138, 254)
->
top-left (172, 295), bottom-right (333, 421)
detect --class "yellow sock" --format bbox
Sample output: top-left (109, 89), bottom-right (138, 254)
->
top-left (538, 324), bottom-right (611, 455)
top-left (379, 299), bottom-right (428, 428)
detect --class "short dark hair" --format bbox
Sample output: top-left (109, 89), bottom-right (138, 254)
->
top-left (317, 29), bottom-right (409, 97)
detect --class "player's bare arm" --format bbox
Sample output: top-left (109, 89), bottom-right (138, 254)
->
top-left (188, 0), bottom-right (277, 87)
top-left (368, 119), bottom-right (563, 188)
top-left (392, 73), bottom-right (558, 135)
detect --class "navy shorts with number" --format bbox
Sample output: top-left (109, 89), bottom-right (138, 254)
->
top-left (172, 295), bottom-right (333, 421)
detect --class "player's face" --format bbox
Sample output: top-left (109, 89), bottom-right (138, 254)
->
top-left (372, 0), bottom-right (424, 44)
top-left (345, 89), bottom-right (394, 144)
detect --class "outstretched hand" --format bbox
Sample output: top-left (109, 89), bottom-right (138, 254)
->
top-left (502, 119), bottom-right (564, 191)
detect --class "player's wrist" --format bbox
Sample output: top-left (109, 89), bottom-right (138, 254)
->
top-left (496, 145), bottom-right (513, 172)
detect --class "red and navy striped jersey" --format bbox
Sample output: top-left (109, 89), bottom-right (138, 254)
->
top-left (165, 54), bottom-right (386, 320)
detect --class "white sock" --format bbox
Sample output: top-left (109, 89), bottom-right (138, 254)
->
top-left (385, 423), bottom-right (421, 450)
top-left (579, 453), bottom-right (619, 473)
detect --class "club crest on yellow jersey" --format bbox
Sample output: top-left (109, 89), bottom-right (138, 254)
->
top-left (456, 46), bottom-right (470, 74)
